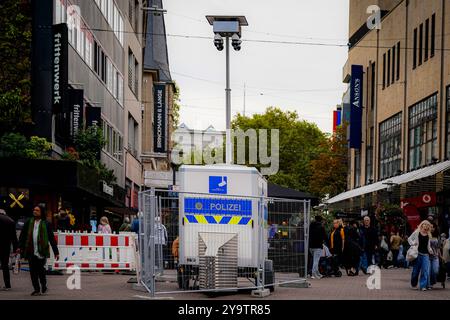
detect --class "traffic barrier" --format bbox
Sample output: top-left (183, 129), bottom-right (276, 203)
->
top-left (49, 231), bottom-right (138, 271)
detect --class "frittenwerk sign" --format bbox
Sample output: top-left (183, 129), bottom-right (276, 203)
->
top-left (68, 89), bottom-right (84, 141)
top-left (184, 198), bottom-right (252, 217)
top-left (349, 65), bottom-right (363, 149)
top-left (153, 83), bottom-right (167, 153)
top-left (86, 105), bottom-right (101, 128)
top-left (52, 23), bottom-right (68, 114)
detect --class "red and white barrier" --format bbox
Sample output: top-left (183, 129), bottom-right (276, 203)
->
top-left (49, 232), bottom-right (138, 271)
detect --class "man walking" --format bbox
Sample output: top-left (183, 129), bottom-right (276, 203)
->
top-left (309, 215), bottom-right (327, 279)
top-left (359, 216), bottom-right (378, 274)
top-left (19, 204), bottom-right (59, 296)
top-left (0, 209), bottom-right (18, 291)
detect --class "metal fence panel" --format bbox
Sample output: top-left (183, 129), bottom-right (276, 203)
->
top-left (138, 188), bottom-right (310, 295)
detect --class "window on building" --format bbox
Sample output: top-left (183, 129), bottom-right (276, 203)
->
top-left (95, 0), bottom-right (124, 46)
top-left (371, 62), bottom-right (376, 110)
top-left (425, 19), bottom-right (429, 61)
top-left (387, 50), bottom-right (391, 87)
top-left (366, 127), bottom-right (374, 184)
top-left (419, 23), bottom-right (423, 65)
top-left (396, 42), bottom-right (400, 80)
top-left (103, 121), bottom-right (123, 163)
top-left (392, 45), bottom-right (396, 84)
top-left (383, 53), bottom-right (386, 89)
top-left (413, 28), bottom-right (417, 69)
top-left (409, 94), bottom-right (438, 170)
top-left (379, 113), bottom-right (402, 179)
top-left (447, 87), bottom-right (450, 159)
top-left (354, 150), bottom-right (361, 188)
top-left (129, 0), bottom-right (139, 31)
top-left (128, 49), bottom-right (139, 97)
top-left (128, 114), bottom-right (138, 157)
top-left (431, 14), bottom-right (436, 57)
top-left (55, 0), bottom-right (66, 24)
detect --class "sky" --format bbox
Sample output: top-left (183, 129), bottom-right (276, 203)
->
top-left (163, 0), bottom-right (350, 134)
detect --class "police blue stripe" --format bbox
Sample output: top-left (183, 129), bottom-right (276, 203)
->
top-left (239, 217), bottom-right (251, 225)
top-left (219, 216), bottom-right (232, 225)
top-left (186, 215), bottom-right (197, 223)
top-left (204, 216), bottom-right (217, 224)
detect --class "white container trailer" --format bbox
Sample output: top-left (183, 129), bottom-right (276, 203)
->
top-left (177, 164), bottom-right (270, 290)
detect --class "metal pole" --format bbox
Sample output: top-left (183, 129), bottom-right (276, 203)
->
top-left (225, 36), bottom-right (232, 165)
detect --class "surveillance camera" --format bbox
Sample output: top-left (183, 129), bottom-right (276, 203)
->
top-left (231, 33), bottom-right (241, 51)
top-left (214, 34), bottom-right (224, 51)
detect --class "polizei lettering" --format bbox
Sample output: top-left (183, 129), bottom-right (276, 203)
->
top-left (53, 33), bottom-right (62, 105)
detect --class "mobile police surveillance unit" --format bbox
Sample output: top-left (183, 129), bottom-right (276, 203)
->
top-left (177, 164), bottom-right (273, 295)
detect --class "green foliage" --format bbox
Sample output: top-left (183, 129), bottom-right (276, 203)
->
top-left (0, 132), bottom-right (27, 157)
top-left (73, 127), bottom-right (116, 185)
top-left (171, 82), bottom-right (181, 130)
top-left (0, 133), bottom-right (51, 159)
top-left (24, 136), bottom-right (52, 159)
top-left (309, 124), bottom-right (349, 198)
top-left (0, 0), bottom-right (32, 134)
top-left (74, 126), bottom-right (105, 163)
top-left (232, 107), bottom-right (327, 192)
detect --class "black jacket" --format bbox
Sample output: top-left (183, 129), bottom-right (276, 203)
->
top-left (309, 221), bottom-right (327, 249)
top-left (360, 226), bottom-right (378, 252)
top-left (0, 214), bottom-right (18, 256)
top-left (329, 226), bottom-right (345, 255)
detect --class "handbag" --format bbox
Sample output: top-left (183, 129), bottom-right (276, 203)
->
top-left (406, 246), bottom-right (418, 262)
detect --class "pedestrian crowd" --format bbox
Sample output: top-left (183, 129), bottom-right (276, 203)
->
top-left (0, 205), bottom-right (138, 296)
top-left (309, 214), bottom-right (450, 291)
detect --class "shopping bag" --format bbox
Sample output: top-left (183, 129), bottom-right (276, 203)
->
top-left (406, 246), bottom-right (418, 262)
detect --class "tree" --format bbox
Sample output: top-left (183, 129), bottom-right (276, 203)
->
top-left (232, 107), bottom-right (327, 192)
top-left (171, 82), bottom-right (181, 131)
top-left (309, 123), bottom-right (348, 199)
top-left (0, 0), bottom-right (32, 135)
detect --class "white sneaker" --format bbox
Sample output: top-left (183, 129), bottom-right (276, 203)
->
top-left (410, 285), bottom-right (418, 290)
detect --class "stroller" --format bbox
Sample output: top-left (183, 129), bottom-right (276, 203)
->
top-left (319, 255), bottom-right (342, 277)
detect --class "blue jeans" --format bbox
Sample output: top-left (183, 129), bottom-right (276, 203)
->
top-left (429, 256), bottom-right (439, 286)
top-left (360, 251), bottom-right (375, 271)
top-left (411, 253), bottom-right (430, 289)
top-left (310, 248), bottom-right (322, 276)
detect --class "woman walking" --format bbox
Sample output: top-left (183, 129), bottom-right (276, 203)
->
top-left (408, 220), bottom-right (433, 291)
top-left (19, 205), bottom-right (59, 296)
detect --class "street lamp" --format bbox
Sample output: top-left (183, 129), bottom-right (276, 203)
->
top-left (206, 16), bottom-right (248, 165)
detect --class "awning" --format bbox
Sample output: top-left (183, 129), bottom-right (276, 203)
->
top-left (326, 160), bottom-right (450, 204)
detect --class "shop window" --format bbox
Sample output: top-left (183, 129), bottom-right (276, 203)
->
top-left (409, 94), bottom-right (438, 170)
top-left (379, 113), bottom-right (402, 179)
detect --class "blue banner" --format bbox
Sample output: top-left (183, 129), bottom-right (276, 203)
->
top-left (349, 65), bottom-right (363, 149)
top-left (184, 198), bottom-right (252, 217)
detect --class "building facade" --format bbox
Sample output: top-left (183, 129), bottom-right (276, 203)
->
top-left (4, 0), bottom-right (147, 229)
top-left (328, 0), bottom-right (450, 235)
top-left (141, 0), bottom-right (177, 189)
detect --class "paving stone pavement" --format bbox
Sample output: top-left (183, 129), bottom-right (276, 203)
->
top-left (1, 268), bottom-right (449, 300)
